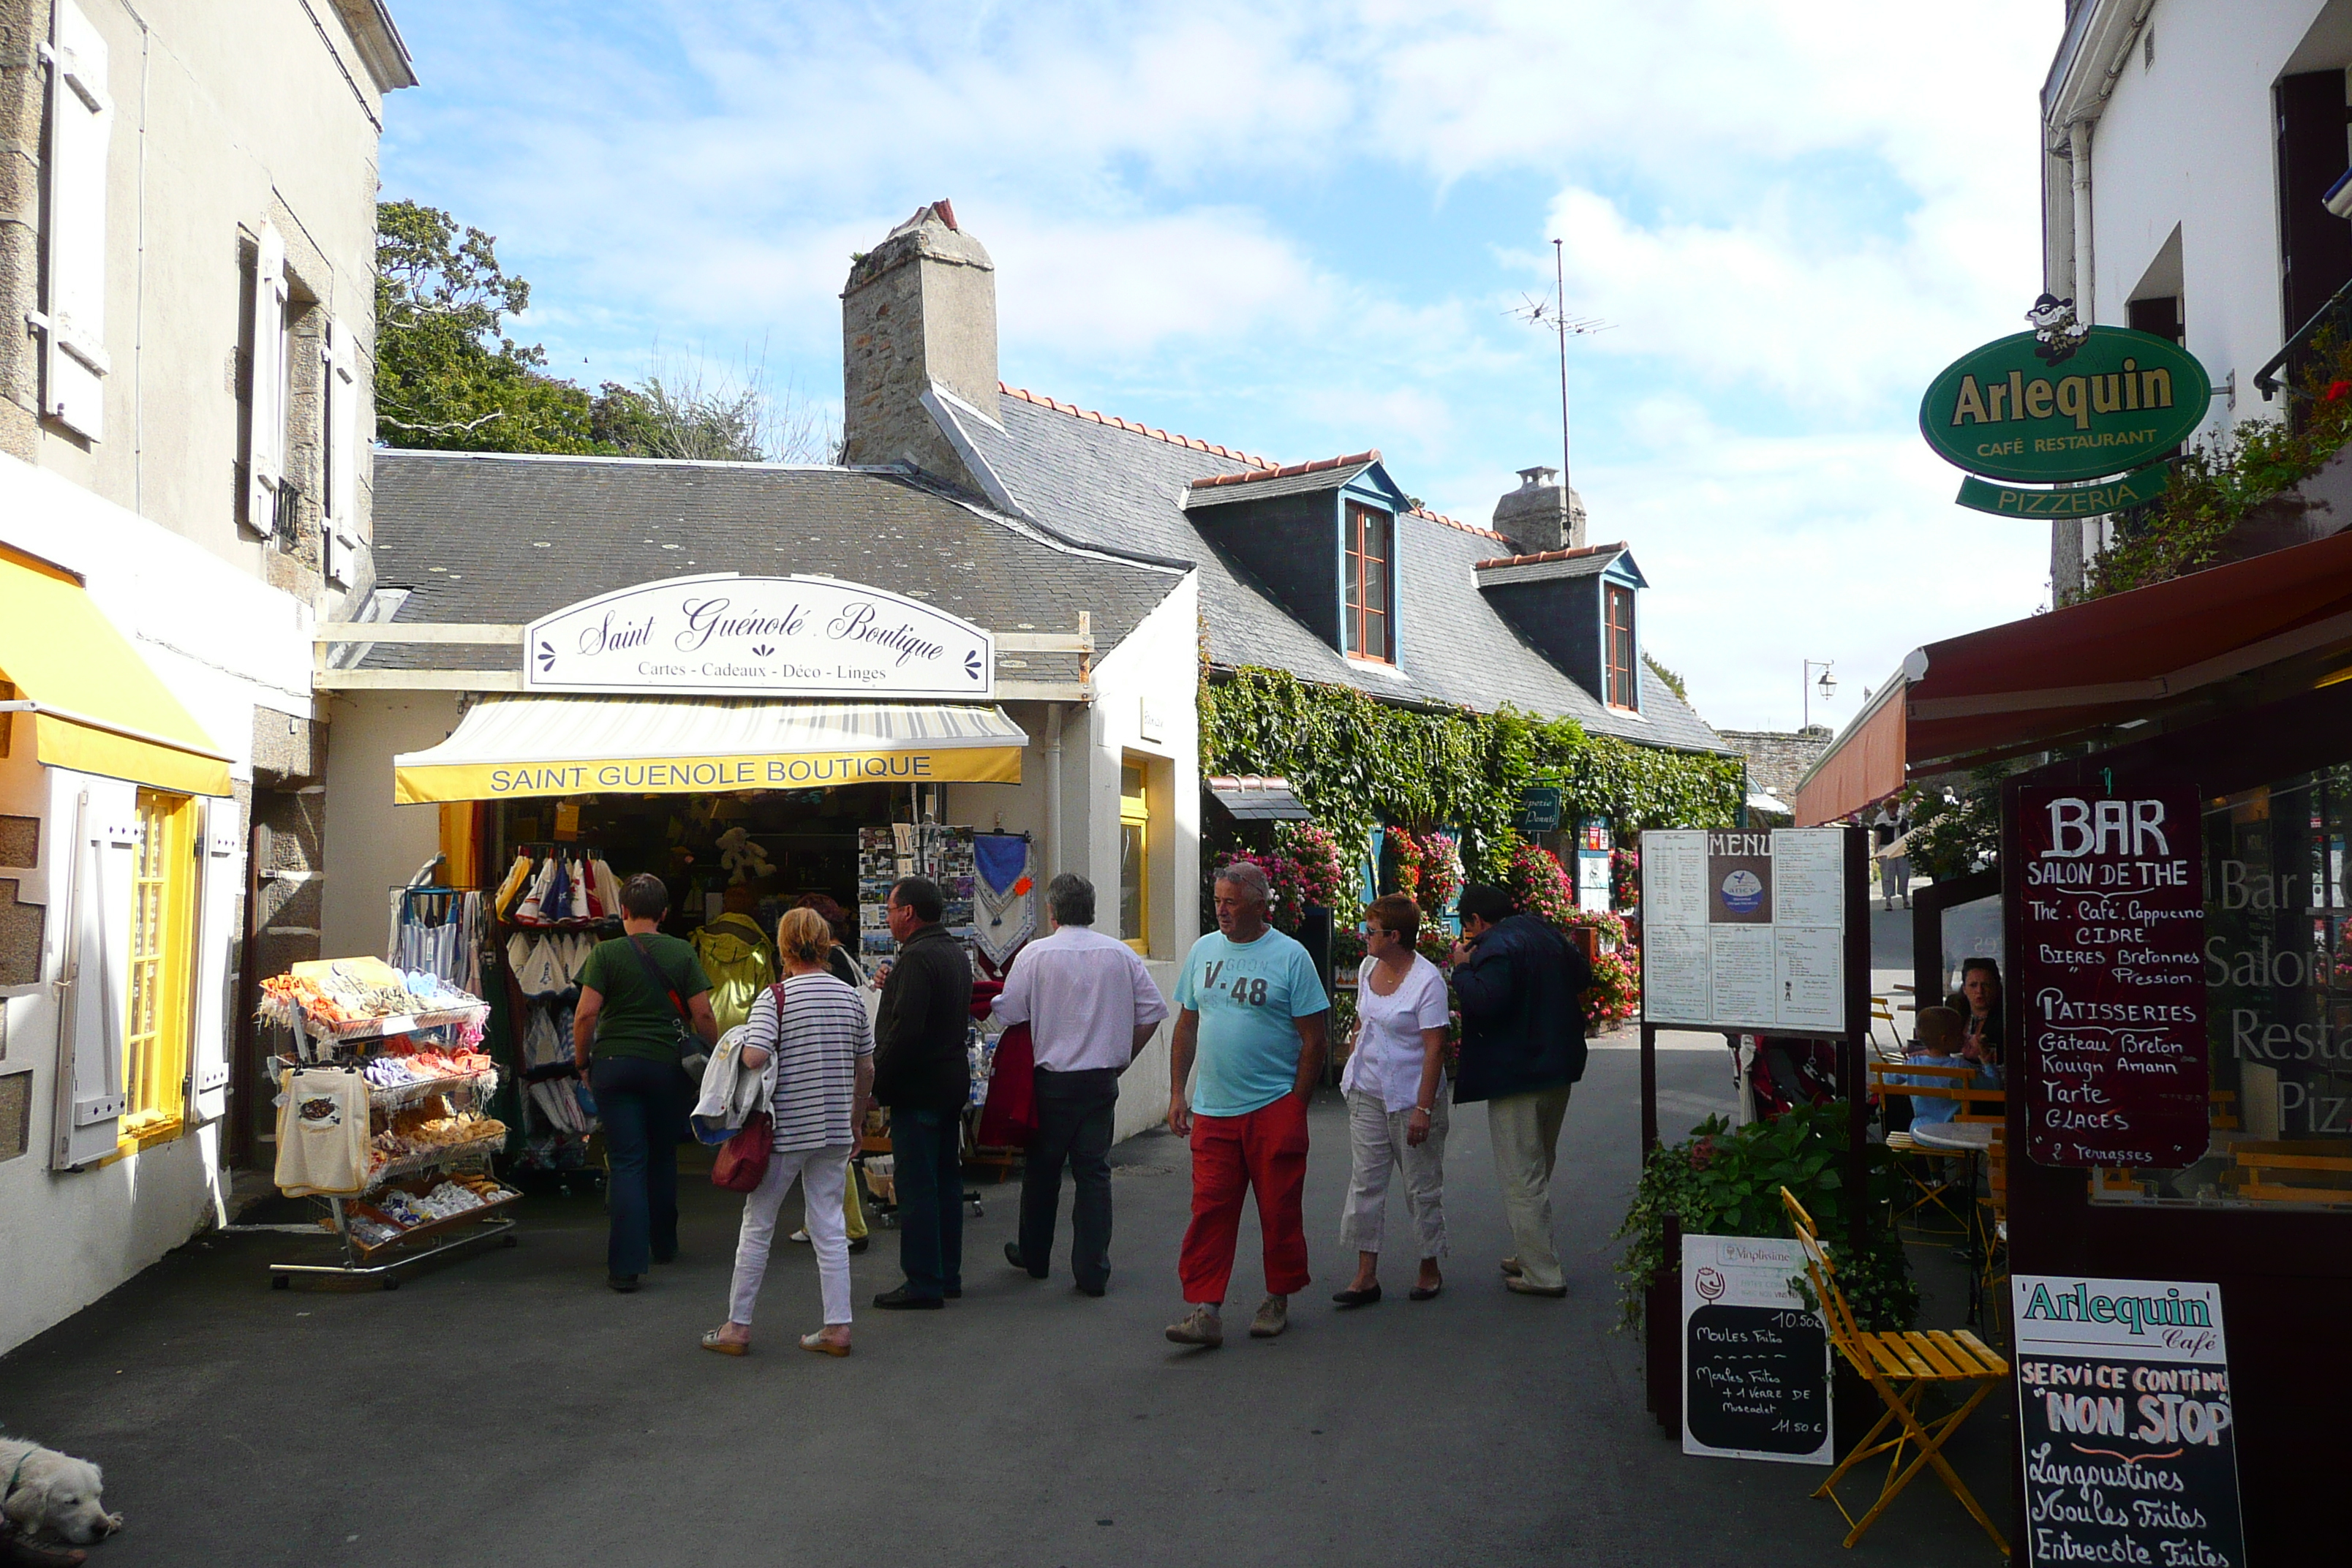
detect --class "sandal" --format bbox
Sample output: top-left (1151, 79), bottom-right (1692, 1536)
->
top-left (799, 1331), bottom-right (852, 1357)
top-left (700, 1327), bottom-right (750, 1356)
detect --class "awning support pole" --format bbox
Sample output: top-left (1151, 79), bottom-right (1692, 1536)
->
top-left (1044, 701), bottom-right (1063, 887)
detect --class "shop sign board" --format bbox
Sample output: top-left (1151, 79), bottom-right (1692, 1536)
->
top-left (1919, 324), bottom-right (2209, 484)
top-left (2010, 1273), bottom-right (2243, 1568)
top-left (1577, 851), bottom-right (1612, 913)
top-left (1515, 785), bottom-right (1561, 833)
top-left (2016, 784), bottom-right (2209, 1168)
top-left (1640, 829), bottom-right (1847, 1034)
top-left (1681, 1235), bottom-right (1833, 1466)
top-left (523, 575), bottom-right (995, 700)
top-left (1954, 461), bottom-right (2169, 519)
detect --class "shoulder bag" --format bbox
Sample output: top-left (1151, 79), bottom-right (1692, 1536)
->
top-left (712, 980), bottom-right (786, 1193)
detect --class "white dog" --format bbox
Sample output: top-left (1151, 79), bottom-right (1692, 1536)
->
top-left (0, 1436), bottom-right (121, 1547)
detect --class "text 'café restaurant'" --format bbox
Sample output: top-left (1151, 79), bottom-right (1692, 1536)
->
top-left (315, 450), bottom-right (1205, 1158)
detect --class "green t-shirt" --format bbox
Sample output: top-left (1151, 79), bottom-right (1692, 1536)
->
top-left (575, 933), bottom-right (712, 1066)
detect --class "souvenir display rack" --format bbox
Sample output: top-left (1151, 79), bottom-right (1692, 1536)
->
top-left (493, 842), bottom-right (620, 1183)
top-left (260, 961), bottom-right (518, 1289)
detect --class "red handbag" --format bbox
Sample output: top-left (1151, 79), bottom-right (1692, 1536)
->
top-left (712, 1110), bottom-right (773, 1192)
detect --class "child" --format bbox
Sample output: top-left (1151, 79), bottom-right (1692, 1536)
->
top-left (1900, 1006), bottom-right (1972, 1125)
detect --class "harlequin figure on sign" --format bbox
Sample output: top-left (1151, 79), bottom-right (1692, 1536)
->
top-left (2027, 293), bottom-right (2089, 366)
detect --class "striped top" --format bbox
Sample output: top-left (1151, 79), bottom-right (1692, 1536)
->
top-left (742, 973), bottom-right (874, 1153)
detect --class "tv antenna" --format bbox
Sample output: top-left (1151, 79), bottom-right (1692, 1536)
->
top-left (1509, 238), bottom-right (1611, 505)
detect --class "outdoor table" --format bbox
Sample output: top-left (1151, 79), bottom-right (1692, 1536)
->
top-left (1907, 1119), bottom-right (1994, 1151)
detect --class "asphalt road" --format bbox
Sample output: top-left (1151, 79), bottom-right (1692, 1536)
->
top-left (0, 1041), bottom-right (2012, 1567)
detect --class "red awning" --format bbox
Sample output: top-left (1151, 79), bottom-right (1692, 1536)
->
top-left (1904, 527), bottom-right (2352, 772)
top-left (1793, 679), bottom-right (1907, 825)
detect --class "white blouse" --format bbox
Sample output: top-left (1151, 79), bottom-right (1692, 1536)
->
top-left (1341, 954), bottom-right (1451, 1114)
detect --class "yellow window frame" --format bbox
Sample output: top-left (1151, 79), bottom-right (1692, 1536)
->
top-left (1119, 760), bottom-right (1150, 955)
top-left (119, 788), bottom-right (197, 1147)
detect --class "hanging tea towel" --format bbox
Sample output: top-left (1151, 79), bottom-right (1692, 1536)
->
top-left (274, 1067), bottom-right (372, 1196)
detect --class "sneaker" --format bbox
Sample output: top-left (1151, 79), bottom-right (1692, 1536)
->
top-left (1249, 1294), bottom-right (1290, 1338)
top-left (788, 1229), bottom-right (812, 1245)
top-left (1504, 1275), bottom-right (1568, 1298)
top-left (1164, 1305), bottom-right (1224, 1348)
top-left (1499, 1256), bottom-right (1524, 1278)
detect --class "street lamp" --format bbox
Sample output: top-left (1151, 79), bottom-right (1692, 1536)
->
top-left (1803, 660), bottom-right (1836, 730)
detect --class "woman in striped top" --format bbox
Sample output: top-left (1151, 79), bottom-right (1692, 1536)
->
top-left (704, 907), bottom-right (875, 1357)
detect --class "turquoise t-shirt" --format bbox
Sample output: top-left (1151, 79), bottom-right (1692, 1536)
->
top-left (1176, 927), bottom-right (1329, 1117)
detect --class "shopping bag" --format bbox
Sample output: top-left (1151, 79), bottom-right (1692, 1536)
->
top-left (712, 1111), bottom-right (773, 1192)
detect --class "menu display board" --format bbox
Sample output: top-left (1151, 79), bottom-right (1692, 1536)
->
top-left (2011, 1274), bottom-right (2244, 1568)
top-left (1641, 829), bottom-right (1848, 1034)
top-left (1682, 1235), bottom-right (1833, 1464)
top-left (2016, 785), bottom-right (2209, 1167)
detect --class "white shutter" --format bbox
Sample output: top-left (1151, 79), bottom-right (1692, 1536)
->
top-left (41, 0), bottom-right (112, 441)
top-left (184, 798), bottom-right (240, 1123)
top-left (51, 785), bottom-right (135, 1169)
top-left (246, 222), bottom-right (287, 535)
top-left (323, 317), bottom-right (359, 581)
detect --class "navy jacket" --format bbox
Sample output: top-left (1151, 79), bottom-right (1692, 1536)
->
top-left (873, 924), bottom-right (973, 1112)
top-left (1450, 914), bottom-right (1591, 1104)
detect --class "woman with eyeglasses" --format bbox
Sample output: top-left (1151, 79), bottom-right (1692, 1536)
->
top-left (1333, 893), bottom-right (1452, 1306)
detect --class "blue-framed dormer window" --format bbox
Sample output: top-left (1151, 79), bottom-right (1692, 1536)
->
top-left (1343, 501), bottom-right (1392, 662)
top-left (1605, 581), bottom-right (1637, 709)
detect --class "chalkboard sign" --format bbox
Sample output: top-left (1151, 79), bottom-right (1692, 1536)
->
top-left (1683, 1235), bottom-right (1833, 1464)
top-left (2011, 1274), bottom-right (2244, 1568)
top-left (2015, 784), bottom-right (2209, 1166)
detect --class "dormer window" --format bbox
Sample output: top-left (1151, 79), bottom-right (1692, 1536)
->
top-left (1343, 502), bottom-right (1392, 662)
top-left (1605, 582), bottom-right (1637, 709)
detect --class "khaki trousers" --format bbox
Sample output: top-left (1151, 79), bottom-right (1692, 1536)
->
top-left (1487, 1084), bottom-right (1572, 1291)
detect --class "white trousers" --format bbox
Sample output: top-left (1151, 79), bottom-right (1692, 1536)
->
top-left (1338, 1088), bottom-right (1450, 1258)
top-left (729, 1143), bottom-right (855, 1327)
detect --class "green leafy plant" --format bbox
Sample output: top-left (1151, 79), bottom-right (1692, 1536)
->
top-left (1613, 1104), bottom-right (1918, 1334)
top-left (1901, 767), bottom-right (2010, 881)
top-left (1200, 666), bottom-right (1743, 878)
top-left (2081, 328), bottom-right (2352, 600)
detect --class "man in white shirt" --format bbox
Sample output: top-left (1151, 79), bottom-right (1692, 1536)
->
top-left (991, 872), bottom-right (1169, 1296)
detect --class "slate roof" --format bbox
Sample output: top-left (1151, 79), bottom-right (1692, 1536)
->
top-left (934, 390), bottom-right (1729, 753)
top-left (358, 451), bottom-right (1186, 683)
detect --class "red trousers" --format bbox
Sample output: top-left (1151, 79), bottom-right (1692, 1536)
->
top-left (1180, 1094), bottom-right (1311, 1304)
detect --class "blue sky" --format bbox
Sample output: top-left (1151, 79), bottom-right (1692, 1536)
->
top-left (378, 0), bottom-right (2064, 734)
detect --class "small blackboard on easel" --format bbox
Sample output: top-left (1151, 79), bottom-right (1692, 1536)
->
top-left (1683, 1234), bottom-right (1833, 1464)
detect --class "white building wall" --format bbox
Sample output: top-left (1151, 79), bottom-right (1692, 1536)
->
top-left (2046, 0), bottom-right (2351, 584)
top-left (317, 690), bottom-right (463, 962)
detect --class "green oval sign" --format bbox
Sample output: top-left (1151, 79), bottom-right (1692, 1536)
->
top-left (1918, 325), bottom-right (2210, 483)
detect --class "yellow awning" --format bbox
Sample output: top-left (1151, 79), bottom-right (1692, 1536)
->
top-left (393, 695), bottom-right (1028, 804)
top-left (0, 546), bottom-right (233, 797)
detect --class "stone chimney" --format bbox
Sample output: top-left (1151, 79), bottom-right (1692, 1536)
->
top-left (1490, 466), bottom-right (1587, 554)
top-left (840, 200), bottom-right (998, 486)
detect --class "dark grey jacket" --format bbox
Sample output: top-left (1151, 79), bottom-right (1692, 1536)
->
top-left (873, 924), bottom-right (973, 1112)
top-left (1450, 914), bottom-right (1591, 1103)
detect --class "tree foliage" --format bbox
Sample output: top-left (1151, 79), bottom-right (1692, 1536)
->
top-left (376, 201), bottom-right (838, 463)
top-left (374, 200), bottom-right (598, 453)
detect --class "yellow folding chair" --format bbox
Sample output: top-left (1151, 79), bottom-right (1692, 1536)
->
top-left (1780, 1187), bottom-right (2010, 1556)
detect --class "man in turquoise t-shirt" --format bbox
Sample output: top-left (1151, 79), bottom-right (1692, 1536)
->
top-left (1164, 861), bottom-right (1328, 1349)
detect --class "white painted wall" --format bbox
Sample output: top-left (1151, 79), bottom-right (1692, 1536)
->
top-left (0, 454), bottom-right (312, 1353)
top-left (318, 690), bottom-right (464, 961)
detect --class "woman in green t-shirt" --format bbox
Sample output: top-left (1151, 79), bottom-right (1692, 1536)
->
top-left (572, 872), bottom-right (718, 1291)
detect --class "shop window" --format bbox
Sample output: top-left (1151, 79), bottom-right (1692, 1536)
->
top-left (2093, 769), bottom-right (2352, 1209)
top-left (1120, 761), bottom-right (1149, 954)
top-left (1605, 584), bottom-right (1638, 709)
top-left (120, 789), bottom-right (196, 1143)
top-left (1343, 502), bottom-right (1392, 663)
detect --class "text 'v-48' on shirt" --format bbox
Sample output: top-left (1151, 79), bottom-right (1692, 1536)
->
top-left (1176, 926), bottom-right (1328, 1119)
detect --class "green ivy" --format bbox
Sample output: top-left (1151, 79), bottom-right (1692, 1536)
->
top-left (1200, 666), bottom-right (1742, 875)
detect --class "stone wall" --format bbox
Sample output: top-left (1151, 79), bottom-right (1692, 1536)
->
top-left (1717, 726), bottom-right (1833, 804)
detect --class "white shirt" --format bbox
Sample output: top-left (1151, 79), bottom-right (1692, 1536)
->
top-left (990, 924), bottom-right (1171, 1072)
top-left (1341, 954), bottom-right (1451, 1113)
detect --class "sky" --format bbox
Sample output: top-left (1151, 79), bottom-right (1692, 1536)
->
top-left (377, 0), bottom-right (2065, 734)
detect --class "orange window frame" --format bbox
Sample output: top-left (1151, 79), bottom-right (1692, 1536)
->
top-left (1343, 502), bottom-right (1392, 663)
top-left (1605, 583), bottom-right (1637, 709)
